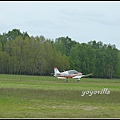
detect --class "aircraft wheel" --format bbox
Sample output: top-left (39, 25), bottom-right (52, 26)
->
top-left (66, 79), bottom-right (68, 82)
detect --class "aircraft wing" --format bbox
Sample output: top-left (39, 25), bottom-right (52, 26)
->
top-left (81, 73), bottom-right (93, 77)
top-left (72, 73), bottom-right (92, 79)
top-left (72, 76), bottom-right (83, 79)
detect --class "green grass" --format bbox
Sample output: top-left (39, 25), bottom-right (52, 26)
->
top-left (0, 74), bottom-right (120, 118)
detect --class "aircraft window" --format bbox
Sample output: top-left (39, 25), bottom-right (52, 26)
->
top-left (68, 70), bottom-right (78, 74)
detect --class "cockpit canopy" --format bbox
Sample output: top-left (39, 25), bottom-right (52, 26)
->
top-left (68, 70), bottom-right (78, 74)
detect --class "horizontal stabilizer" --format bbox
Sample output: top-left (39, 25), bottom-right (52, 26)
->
top-left (57, 77), bottom-right (66, 79)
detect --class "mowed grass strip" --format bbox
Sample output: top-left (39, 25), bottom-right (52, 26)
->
top-left (0, 74), bottom-right (120, 118)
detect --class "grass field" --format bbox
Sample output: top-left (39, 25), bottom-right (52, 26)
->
top-left (0, 74), bottom-right (120, 118)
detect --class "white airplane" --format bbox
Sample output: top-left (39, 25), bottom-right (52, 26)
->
top-left (54, 67), bottom-right (92, 82)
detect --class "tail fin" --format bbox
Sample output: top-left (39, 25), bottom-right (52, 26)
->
top-left (54, 67), bottom-right (60, 77)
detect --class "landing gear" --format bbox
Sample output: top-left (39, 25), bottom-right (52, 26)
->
top-left (77, 79), bottom-right (80, 82)
top-left (65, 78), bottom-right (69, 82)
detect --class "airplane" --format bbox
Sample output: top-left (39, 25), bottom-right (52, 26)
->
top-left (54, 67), bottom-right (92, 82)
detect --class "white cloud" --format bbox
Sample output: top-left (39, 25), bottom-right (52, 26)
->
top-left (0, 1), bottom-right (120, 49)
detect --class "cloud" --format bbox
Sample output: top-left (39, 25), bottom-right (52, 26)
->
top-left (0, 1), bottom-right (120, 49)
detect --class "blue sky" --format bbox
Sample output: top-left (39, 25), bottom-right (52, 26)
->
top-left (0, 1), bottom-right (120, 49)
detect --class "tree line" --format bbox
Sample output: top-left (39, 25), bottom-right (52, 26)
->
top-left (0, 29), bottom-right (120, 78)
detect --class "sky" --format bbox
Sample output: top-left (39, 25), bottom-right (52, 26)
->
top-left (0, 1), bottom-right (120, 50)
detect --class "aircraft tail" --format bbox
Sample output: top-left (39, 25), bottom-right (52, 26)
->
top-left (54, 67), bottom-right (60, 77)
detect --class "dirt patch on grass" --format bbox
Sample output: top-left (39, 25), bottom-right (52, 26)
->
top-left (81, 106), bottom-right (98, 111)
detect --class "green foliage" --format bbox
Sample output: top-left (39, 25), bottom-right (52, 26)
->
top-left (0, 29), bottom-right (120, 78)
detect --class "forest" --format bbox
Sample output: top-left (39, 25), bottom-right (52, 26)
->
top-left (0, 29), bottom-right (120, 78)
